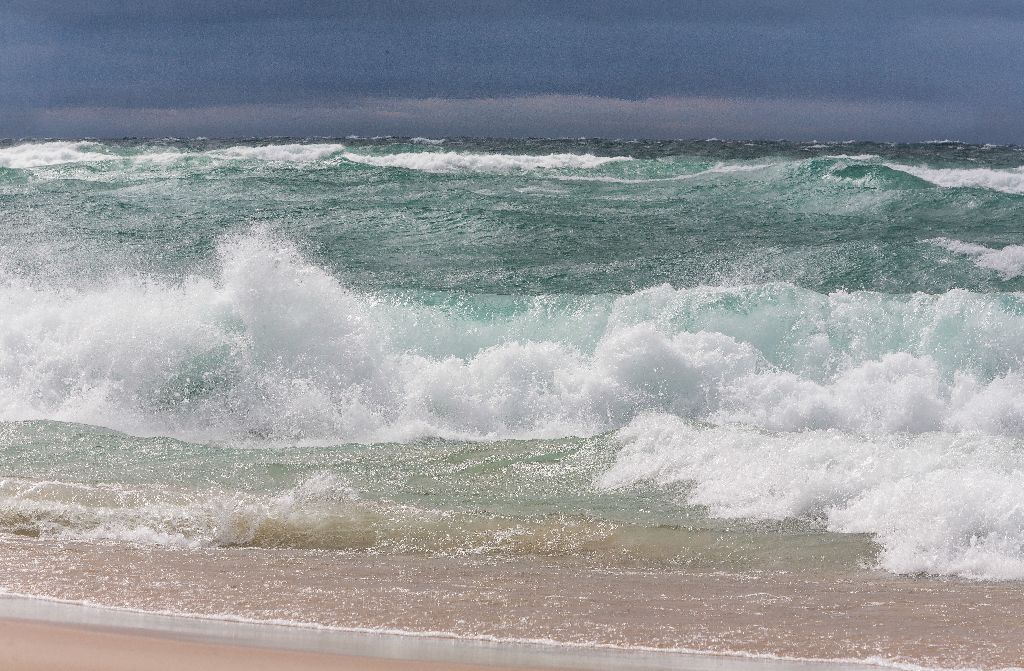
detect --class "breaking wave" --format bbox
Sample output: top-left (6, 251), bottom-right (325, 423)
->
top-left (4, 135), bottom-right (1024, 584)
top-left (885, 163), bottom-right (1024, 194)
top-left (4, 230), bottom-right (1024, 445)
top-left (0, 470), bottom-right (623, 555)
top-left (0, 141), bottom-right (113, 169)
top-left (5, 140), bottom-right (1024, 196)
top-left (602, 415), bottom-right (1024, 579)
top-left (337, 150), bottom-right (632, 172)
top-left (929, 237), bottom-right (1024, 280)
top-left (0, 140), bottom-right (629, 173)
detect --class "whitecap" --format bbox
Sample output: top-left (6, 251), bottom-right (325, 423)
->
top-left (885, 163), bottom-right (1024, 194)
top-left (0, 141), bottom-right (111, 169)
top-left (928, 237), bottom-right (1024, 279)
top-left (600, 414), bottom-right (1024, 579)
top-left (339, 150), bottom-right (631, 173)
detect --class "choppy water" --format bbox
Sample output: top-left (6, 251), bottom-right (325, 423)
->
top-left (2, 137), bottom-right (1024, 580)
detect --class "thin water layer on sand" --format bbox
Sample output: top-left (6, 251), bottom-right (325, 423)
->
top-left (0, 537), bottom-right (1021, 670)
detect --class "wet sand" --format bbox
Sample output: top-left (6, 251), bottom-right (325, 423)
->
top-left (0, 537), bottom-right (1022, 669)
top-left (0, 618), bottom-right (573, 671)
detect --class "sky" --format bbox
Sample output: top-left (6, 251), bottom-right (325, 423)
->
top-left (2, 1), bottom-right (1023, 142)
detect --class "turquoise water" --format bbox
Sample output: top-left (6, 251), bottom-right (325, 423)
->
top-left (1, 138), bottom-right (1024, 579)
top-left (3, 138), bottom-right (1023, 294)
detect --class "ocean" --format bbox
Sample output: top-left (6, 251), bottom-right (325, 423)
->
top-left (1, 137), bottom-right (1023, 667)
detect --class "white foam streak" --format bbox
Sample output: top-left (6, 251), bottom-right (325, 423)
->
top-left (929, 237), bottom-right (1024, 279)
top-left (552, 162), bottom-right (777, 184)
top-left (885, 163), bottom-right (1024, 194)
top-left (0, 141), bottom-right (630, 174)
top-left (340, 150), bottom-right (631, 172)
top-left (6, 233), bottom-right (1024, 578)
top-left (207, 144), bottom-right (345, 162)
top-left (0, 141), bottom-right (110, 168)
top-left (824, 154), bottom-right (880, 160)
top-left (7, 239), bottom-right (1024, 444)
top-left (0, 473), bottom-right (360, 548)
top-left (601, 415), bottom-right (1024, 579)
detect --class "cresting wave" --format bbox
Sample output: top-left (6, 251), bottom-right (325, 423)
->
top-left (0, 140), bottom-right (629, 173)
top-left (3, 140), bottom-right (1024, 194)
top-left (929, 238), bottom-right (1024, 280)
top-left (6, 229), bottom-right (1024, 443)
top-left (6, 230), bottom-right (1024, 443)
top-left (4, 135), bottom-right (1024, 585)
top-left (0, 470), bottom-right (640, 557)
top-left (4, 231), bottom-right (1024, 578)
top-left (884, 163), bottom-right (1024, 194)
top-left (0, 141), bottom-right (115, 169)
top-left (602, 416), bottom-right (1024, 579)
top-left (337, 149), bottom-right (630, 172)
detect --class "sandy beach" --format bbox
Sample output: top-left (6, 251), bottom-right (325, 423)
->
top-left (4, 620), bottom-right (576, 671)
top-left (0, 537), bottom-right (1022, 670)
top-left (0, 593), bottom-right (901, 671)
top-left (0, 618), bottom-right (546, 671)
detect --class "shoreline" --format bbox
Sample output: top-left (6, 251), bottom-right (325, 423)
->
top-left (1, 537), bottom-right (1023, 670)
top-left (0, 592), bottom-right (900, 671)
top-left (0, 618), bottom-right (561, 671)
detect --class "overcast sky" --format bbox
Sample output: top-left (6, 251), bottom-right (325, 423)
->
top-left (2, 1), bottom-right (1023, 141)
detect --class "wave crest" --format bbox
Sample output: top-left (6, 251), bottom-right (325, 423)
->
top-left (339, 150), bottom-right (632, 172)
top-left (885, 163), bottom-right (1024, 194)
top-left (929, 237), bottom-right (1024, 279)
top-left (5, 231), bottom-right (1024, 444)
top-left (601, 415), bottom-right (1024, 579)
top-left (0, 141), bottom-right (111, 169)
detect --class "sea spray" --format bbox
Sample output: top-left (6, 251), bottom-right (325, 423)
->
top-left (2, 137), bottom-right (1024, 583)
top-left (5, 232), bottom-right (1024, 443)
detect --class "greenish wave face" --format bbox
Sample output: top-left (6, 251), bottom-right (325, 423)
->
top-left (2, 138), bottom-right (1024, 580)
top-left (1, 138), bottom-right (1023, 294)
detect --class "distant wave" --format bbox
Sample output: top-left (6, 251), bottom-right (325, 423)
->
top-left (551, 162), bottom-right (776, 184)
top-left (339, 150), bottom-right (632, 172)
top-left (884, 163), bottom-right (1024, 194)
top-left (7, 141), bottom-right (1024, 195)
top-left (0, 140), bottom-right (630, 173)
top-left (0, 141), bottom-right (111, 169)
top-left (822, 154), bottom-right (880, 161)
top-left (207, 143), bottom-right (345, 162)
top-left (929, 237), bottom-right (1024, 279)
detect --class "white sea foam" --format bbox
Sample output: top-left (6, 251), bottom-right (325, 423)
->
top-left (600, 415), bottom-right (1024, 579)
top-left (339, 150), bottom-right (632, 172)
top-left (929, 237), bottom-right (1024, 279)
top-left (206, 143), bottom-right (346, 162)
top-left (4, 232), bottom-right (1024, 577)
top-left (408, 137), bottom-right (446, 145)
top-left (0, 141), bottom-right (111, 168)
top-left (5, 234), bottom-right (1024, 444)
top-left (885, 163), bottom-right (1024, 194)
top-left (0, 469), bottom-right (633, 557)
top-left (552, 162), bottom-right (777, 184)
top-left (0, 472), bottom-right (361, 549)
top-left (2, 141), bottom-right (631, 174)
top-left (824, 154), bottom-right (879, 161)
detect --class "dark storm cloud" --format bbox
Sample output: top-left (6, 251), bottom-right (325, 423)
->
top-left (2, 2), bottom-right (1022, 140)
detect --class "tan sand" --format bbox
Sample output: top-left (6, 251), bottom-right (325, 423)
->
top-left (1, 537), bottom-right (1023, 669)
top-left (0, 618), bottom-right (569, 671)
